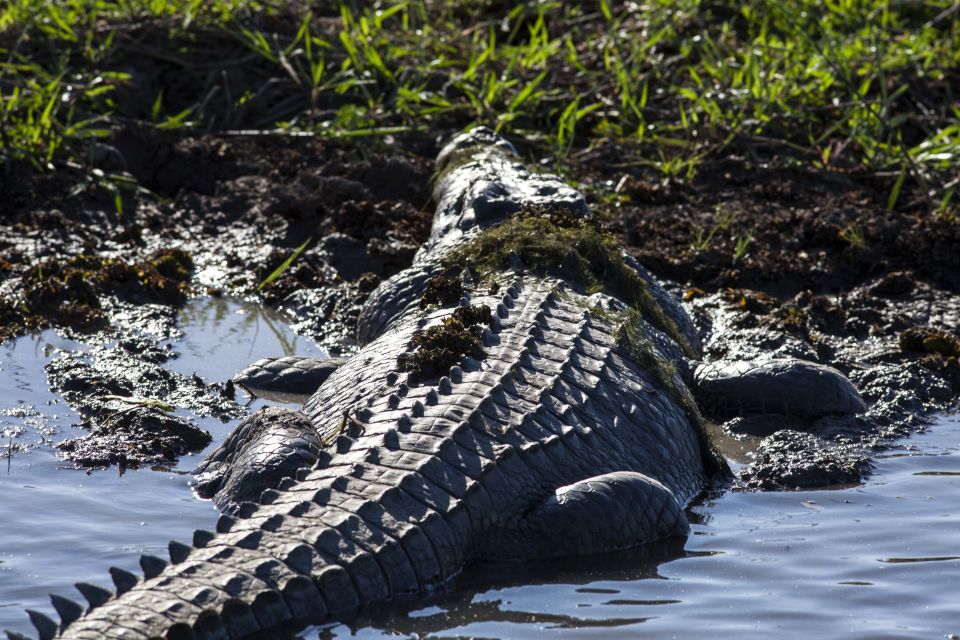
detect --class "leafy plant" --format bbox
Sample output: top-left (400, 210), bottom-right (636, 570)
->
top-left (839, 224), bottom-right (866, 250)
top-left (733, 233), bottom-right (753, 263)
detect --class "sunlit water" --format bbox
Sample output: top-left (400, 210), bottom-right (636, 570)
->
top-left (1, 298), bottom-right (957, 639)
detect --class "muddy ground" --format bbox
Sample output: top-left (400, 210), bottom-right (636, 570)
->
top-left (0, 129), bottom-right (957, 486)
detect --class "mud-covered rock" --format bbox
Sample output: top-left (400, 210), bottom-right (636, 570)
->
top-left (850, 362), bottom-right (954, 411)
top-left (278, 280), bottom-right (371, 354)
top-left (57, 406), bottom-right (211, 469)
top-left (739, 430), bottom-right (872, 490)
top-left (0, 132), bottom-right (434, 355)
top-left (316, 232), bottom-right (380, 281)
top-left (41, 337), bottom-right (241, 469)
top-left (0, 249), bottom-right (193, 341)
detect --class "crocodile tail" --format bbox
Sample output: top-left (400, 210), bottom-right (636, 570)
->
top-left (49, 468), bottom-right (468, 640)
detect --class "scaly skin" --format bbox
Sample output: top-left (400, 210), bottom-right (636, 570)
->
top-left (32, 128), bottom-right (715, 640)
top-left (53, 281), bottom-right (702, 640)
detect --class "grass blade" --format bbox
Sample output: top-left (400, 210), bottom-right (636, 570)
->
top-left (258, 237), bottom-right (312, 291)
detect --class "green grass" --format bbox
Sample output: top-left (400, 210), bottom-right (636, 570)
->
top-left (1, 0), bottom-right (958, 212)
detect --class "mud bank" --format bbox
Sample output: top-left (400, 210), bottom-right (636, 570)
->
top-left (1, 131), bottom-right (958, 485)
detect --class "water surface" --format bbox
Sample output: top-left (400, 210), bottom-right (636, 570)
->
top-left (0, 298), bottom-right (957, 639)
top-left (0, 298), bottom-right (315, 631)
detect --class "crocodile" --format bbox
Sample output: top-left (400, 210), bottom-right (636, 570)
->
top-left (16, 128), bottom-right (865, 640)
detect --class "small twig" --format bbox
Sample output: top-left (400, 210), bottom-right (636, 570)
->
top-left (221, 69), bottom-right (234, 128)
top-left (321, 408), bottom-right (365, 447)
top-left (926, 2), bottom-right (960, 27)
top-left (210, 128), bottom-right (316, 138)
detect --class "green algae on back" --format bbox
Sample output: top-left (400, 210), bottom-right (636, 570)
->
top-left (900, 327), bottom-right (960, 358)
top-left (899, 326), bottom-right (960, 385)
top-left (419, 266), bottom-right (464, 309)
top-left (398, 304), bottom-right (492, 380)
top-left (614, 307), bottom-right (728, 478)
top-left (446, 209), bottom-right (696, 358)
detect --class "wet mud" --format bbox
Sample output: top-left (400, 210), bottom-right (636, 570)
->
top-left (697, 278), bottom-right (960, 490)
top-left (1, 131), bottom-right (434, 469)
top-left (599, 157), bottom-right (960, 489)
top-left (1, 132), bottom-right (958, 486)
top-left (42, 335), bottom-right (244, 469)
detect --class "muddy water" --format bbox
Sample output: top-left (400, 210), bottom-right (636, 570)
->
top-left (1, 299), bottom-right (958, 639)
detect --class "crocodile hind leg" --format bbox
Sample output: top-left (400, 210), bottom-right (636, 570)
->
top-left (690, 359), bottom-right (867, 436)
top-left (233, 355), bottom-right (347, 401)
top-left (484, 472), bottom-right (689, 561)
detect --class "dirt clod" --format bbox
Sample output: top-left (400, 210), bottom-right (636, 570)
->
top-left (58, 406), bottom-right (211, 469)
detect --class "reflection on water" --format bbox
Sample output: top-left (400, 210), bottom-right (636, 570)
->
top-left (170, 296), bottom-right (326, 382)
top-left (0, 298), bottom-right (958, 639)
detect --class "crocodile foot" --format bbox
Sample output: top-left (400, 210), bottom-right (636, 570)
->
top-left (691, 358), bottom-right (867, 435)
top-left (485, 472), bottom-right (689, 561)
top-left (191, 406), bottom-right (322, 511)
top-left (232, 355), bottom-right (347, 401)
